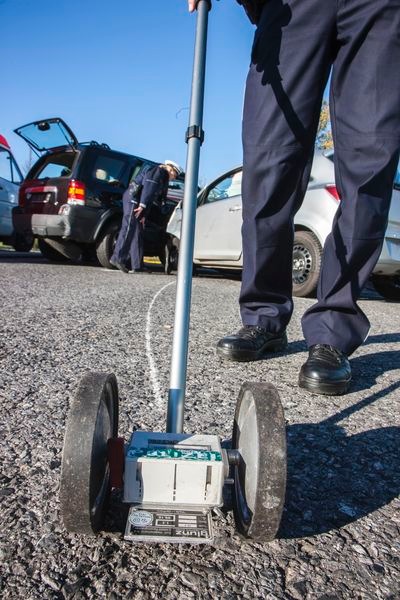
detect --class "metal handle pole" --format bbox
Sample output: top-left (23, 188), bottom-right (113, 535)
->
top-left (167, 0), bottom-right (210, 433)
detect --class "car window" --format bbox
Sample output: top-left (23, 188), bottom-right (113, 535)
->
top-left (129, 163), bottom-right (143, 182)
top-left (128, 161), bottom-right (160, 184)
top-left (0, 147), bottom-right (22, 184)
top-left (203, 171), bottom-right (242, 204)
top-left (29, 151), bottom-right (77, 179)
top-left (93, 155), bottom-right (130, 185)
top-left (167, 179), bottom-right (185, 204)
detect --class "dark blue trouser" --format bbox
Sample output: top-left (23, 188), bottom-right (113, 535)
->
top-left (240, 0), bottom-right (400, 355)
top-left (111, 189), bottom-right (143, 271)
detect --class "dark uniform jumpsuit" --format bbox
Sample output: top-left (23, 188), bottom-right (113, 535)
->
top-left (111, 165), bottom-right (169, 271)
top-left (240, 0), bottom-right (400, 355)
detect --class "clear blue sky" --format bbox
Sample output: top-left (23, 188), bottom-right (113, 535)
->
top-left (2, 0), bottom-right (254, 184)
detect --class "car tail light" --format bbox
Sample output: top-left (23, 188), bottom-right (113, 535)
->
top-left (0, 134), bottom-right (10, 149)
top-left (325, 184), bottom-right (341, 202)
top-left (67, 180), bottom-right (86, 205)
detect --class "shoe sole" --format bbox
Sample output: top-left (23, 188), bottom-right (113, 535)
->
top-left (298, 373), bottom-right (351, 396)
top-left (216, 335), bottom-right (288, 362)
top-left (110, 261), bottom-right (129, 274)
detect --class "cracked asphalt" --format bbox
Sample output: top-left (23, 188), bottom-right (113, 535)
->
top-left (0, 249), bottom-right (399, 600)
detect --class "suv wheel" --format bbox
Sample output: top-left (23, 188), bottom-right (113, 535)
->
top-left (96, 222), bottom-right (119, 269)
top-left (12, 232), bottom-right (34, 253)
top-left (38, 239), bottom-right (69, 262)
top-left (292, 230), bottom-right (322, 298)
top-left (165, 236), bottom-right (179, 274)
top-left (372, 275), bottom-right (400, 301)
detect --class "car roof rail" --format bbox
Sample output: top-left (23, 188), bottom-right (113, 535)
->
top-left (80, 140), bottom-right (111, 149)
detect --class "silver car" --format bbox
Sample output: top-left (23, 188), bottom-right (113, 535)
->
top-left (0, 134), bottom-right (33, 251)
top-left (167, 152), bottom-right (400, 300)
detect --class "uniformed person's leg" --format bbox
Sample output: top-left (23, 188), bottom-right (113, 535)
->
top-left (300, 0), bottom-right (400, 393)
top-left (111, 191), bottom-right (135, 271)
top-left (129, 217), bottom-right (144, 272)
top-left (217, 0), bottom-right (336, 361)
top-left (302, 0), bottom-right (400, 355)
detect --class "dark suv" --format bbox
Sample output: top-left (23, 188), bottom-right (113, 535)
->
top-left (12, 117), bottom-right (183, 268)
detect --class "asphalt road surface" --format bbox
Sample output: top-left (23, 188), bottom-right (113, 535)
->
top-left (1, 249), bottom-right (399, 600)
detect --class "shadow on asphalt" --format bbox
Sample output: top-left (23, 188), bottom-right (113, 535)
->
top-left (0, 250), bottom-right (46, 263)
top-left (278, 337), bottom-right (400, 361)
top-left (279, 383), bottom-right (400, 539)
top-left (351, 350), bottom-right (400, 393)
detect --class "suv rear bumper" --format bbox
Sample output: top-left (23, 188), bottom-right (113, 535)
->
top-left (12, 205), bottom-right (101, 243)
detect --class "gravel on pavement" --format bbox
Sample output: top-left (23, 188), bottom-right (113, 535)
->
top-left (0, 250), bottom-right (399, 600)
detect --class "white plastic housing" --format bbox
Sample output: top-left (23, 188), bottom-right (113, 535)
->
top-left (124, 432), bottom-right (225, 507)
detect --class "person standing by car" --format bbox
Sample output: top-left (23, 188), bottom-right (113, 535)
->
top-left (188, 0), bottom-right (400, 395)
top-left (111, 160), bottom-right (183, 273)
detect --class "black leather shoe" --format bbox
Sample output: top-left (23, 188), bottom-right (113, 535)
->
top-left (299, 344), bottom-right (351, 395)
top-left (110, 258), bottom-right (129, 274)
top-left (216, 326), bottom-right (288, 362)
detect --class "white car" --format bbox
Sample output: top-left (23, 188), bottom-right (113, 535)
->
top-left (167, 152), bottom-right (400, 300)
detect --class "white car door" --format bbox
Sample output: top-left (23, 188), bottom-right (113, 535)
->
top-left (194, 170), bottom-right (243, 262)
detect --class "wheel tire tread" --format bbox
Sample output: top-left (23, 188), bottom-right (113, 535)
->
top-left (233, 382), bottom-right (286, 542)
top-left (96, 223), bottom-right (119, 269)
top-left (60, 372), bottom-right (118, 534)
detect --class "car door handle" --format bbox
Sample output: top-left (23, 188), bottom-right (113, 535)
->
top-left (229, 205), bottom-right (242, 212)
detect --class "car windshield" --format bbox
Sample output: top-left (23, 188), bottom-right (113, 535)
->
top-left (27, 151), bottom-right (77, 179)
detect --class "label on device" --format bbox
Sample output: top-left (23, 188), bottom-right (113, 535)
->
top-left (125, 506), bottom-right (213, 544)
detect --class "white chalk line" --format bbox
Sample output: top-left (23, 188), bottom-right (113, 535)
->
top-left (145, 280), bottom-right (176, 405)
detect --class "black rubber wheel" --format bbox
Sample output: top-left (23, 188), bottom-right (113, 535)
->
top-left (372, 275), bottom-right (400, 301)
top-left (165, 237), bottom-right (179, 274)
top-left (96, 222), bottom-right (120, 269)
top-left (292, 230), bottom-right (322, 298)
top-left (232, 382), bottom-right (286, 541)
top-left (60, 372), bottom-right (119, 534)
top-left (163, 236), bottom-right (199, 276)
top-left (38, 239), bottom-right (70, 262)
top-left (12, 232), bottom-right (34, 252)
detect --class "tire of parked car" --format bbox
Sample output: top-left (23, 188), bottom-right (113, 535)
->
top-left (12, 232), bottom-right (34, 253)
top-left (38, 239), bottom-right (69, 262)
top-left (96, 221), bottom-right (120, 269)
top-left (165, 236), bottom-right (180, 275)
top-left (164, 235), bottom-right (199, 276)
top-left (371, 275), bottom-right (400, 301)
top-left (292, 230), bottom-right (323, 298)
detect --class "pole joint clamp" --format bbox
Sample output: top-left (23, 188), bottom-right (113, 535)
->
top-left (185, 125), bottom-right (205, 145)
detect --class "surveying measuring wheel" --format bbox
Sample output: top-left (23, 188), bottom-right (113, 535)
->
top-left (232, 382), bottom-right (287, 541)
top-left (60, 372), bottom-right (119, 534)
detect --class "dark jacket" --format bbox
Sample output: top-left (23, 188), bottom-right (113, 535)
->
top-left (236, 0), bottom-right (267, 24)
top-left (132, 165), bottom-right (170, 213)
